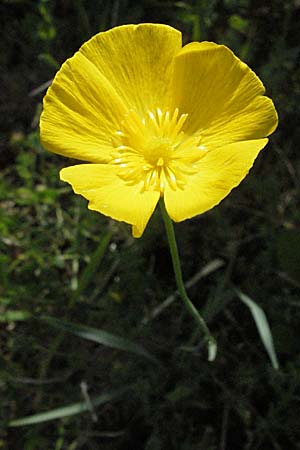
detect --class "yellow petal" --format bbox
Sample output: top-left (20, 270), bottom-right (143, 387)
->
top-left (171, 42), bottom-right (278, 146)
top-left (164, 139), bottom-right (268, 222)
top-left (40, 51), bottom-right (129, 163)
top-left (80, 24), bottom-right (182, 114)
top-left (60, 164), bottom-right (160, 237)
top-left (40, 24), bottom-right (182, 163)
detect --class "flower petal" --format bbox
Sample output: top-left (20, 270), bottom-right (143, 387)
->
top-left (60, 164), bottom-right (160, 237)
top-left (171, 42), bottom-right (278, 146)
top-left (79, 24), bottom-right (182, 114)
top-left (164, 139), bottom-right (268, 222)
top-left (40, 52), bottom-right (128, 163)
top-left (40, 24), bottom-right (182, 163)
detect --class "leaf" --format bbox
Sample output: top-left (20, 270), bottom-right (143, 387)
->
top-left (8, 387), bottom-right (128, 427)
top-left (208, 338), bottom-right (217, 362)
top-left (42, 316), bottom-right (159, 365)
top-left (229, 14), bottom-right (249, 33)
top-left (235, 289), bottom-right (279, 370)
top-left (0, 310), bottom-right (32, 322)
top-left (71, 229), bottom-right (113, 301)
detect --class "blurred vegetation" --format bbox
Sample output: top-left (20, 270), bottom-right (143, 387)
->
top-left (1, 0), bottom-right (300, 449)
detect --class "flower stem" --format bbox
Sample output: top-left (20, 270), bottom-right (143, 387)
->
top-left (159, 199), bottom-right (217, 361)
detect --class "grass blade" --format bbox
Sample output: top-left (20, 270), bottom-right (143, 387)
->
top-left (235, 289), bottom-right (279, 369)
top-left (42, 316), bottom-right (159, 365)
top-left (8, 387), bottom-right (128, 427)
top-left (71, 229), bottom-right (113, 302)
top-left (0, 310), bottom-right (32, 322)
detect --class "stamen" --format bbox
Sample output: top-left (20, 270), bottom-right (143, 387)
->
top-left (111, 108), bottom-right (207, 192)
top-left (157, 108), bottom-right (163, 126)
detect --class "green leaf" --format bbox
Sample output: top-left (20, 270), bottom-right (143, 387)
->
top-left (8, 387), bottom-right (128, 427)
top-left (0, 310), bottom-right (32, 322)
top-left (38, 53), bottom-right (60, 70)
top-left (42, 316), bottom-right (159, 365)
top-left (71, 229), bottom-right (113, 301)
top-left (235, 290), bottom-right (279, 370)
top-left (228, 14), bottom-right (249, 33)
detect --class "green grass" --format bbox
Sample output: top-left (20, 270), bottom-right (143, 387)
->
top-left (1, 1), bottom-right (300, 449)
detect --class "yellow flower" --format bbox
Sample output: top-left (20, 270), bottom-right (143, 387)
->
top-left (40, 24), bottom-right (278, 237)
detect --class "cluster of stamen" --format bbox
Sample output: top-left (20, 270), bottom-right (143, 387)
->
top-left (110, 108), bottom-right (207, 193)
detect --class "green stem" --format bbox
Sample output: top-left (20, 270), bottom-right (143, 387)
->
top-left (159, 199), bottom-right (217, 361)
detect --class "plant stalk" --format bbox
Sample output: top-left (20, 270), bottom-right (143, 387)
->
top-left (159, 199), bottom-right (217, 361)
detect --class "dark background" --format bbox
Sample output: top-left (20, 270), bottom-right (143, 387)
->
top-left (1, 0), bottom-right (300, 449)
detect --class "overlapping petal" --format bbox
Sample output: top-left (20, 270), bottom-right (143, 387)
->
top-left (60, 165), bottom-right (160, 237)
top-left (40, 53), bottom-right (128, 163)
top-left (40, 24), bottom-right (182, 163)
top-left (79, 24), bottom-right (182, 114)
top-left (171, 42), bottom-right (278, 147)
top-left (40, 24), bottom-right (278, 237)
top-left (164, 139), bottom-right (268, 222)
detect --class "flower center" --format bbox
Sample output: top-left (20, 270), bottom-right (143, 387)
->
top-left (110, 108), bottom-right (207, 193)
